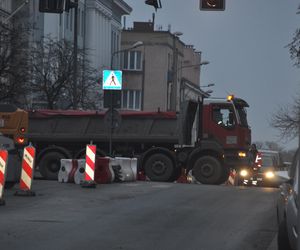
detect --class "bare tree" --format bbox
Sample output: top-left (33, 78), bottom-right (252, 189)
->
top-left (0, 22), bottom-right (31, 105)
top-left (271, 94), bottom-right (300, 141)
top-left (271, 6), bottom-right (300, 142)
top-left (30, 37), bottom-right (99, 109)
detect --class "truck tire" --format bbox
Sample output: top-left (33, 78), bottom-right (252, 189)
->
top-left (39, 151), bottom-right (66, 180)
top-left (144, 153), bottom-right (175, 182)
top-left (192, 156), bottom-right (223, 185)
top-left (277, 220), bottom-right (292, 250)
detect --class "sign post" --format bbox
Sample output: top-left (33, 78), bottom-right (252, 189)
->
top-left (102, 70), bottom-right (122, 156)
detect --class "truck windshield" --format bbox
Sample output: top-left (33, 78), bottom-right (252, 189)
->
top-left (236, 107), bottom-right (248, 128)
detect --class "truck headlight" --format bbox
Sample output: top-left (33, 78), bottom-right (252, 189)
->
top-left (238, 151), bottom-right (247, 158)
top-left (240, 169), bottom-right (248, 177)
top-left (265, 171), bottom-right (275, 179)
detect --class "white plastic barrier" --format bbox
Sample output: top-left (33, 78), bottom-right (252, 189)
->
top-left (111, 157), bottom-right (137, 182)
top-left (58, 159), bottom-right (74, 183)
top-left (74, 159), bottom-right (85, 185)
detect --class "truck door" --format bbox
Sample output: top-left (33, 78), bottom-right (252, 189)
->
top-left (205, 104), bottom-right (239, 148)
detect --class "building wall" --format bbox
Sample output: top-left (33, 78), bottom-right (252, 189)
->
top-left (181, 46), bottom-right (201, 86)
top-left (121, 26), bottom-right (203, 112)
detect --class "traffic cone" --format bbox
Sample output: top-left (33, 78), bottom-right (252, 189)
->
top-left (81, 144), bottom-right (97, 188)
top-left (0, 150), bottom-right (8, 205)
top-left (15, 145), bottom-right (36, 196)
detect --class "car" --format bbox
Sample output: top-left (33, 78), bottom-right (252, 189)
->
top-left (237, 150), bottom-right (287, 187)
top-left (277, 148), bottom-right (299, 250)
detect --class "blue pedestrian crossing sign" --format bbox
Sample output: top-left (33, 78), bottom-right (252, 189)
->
top-left (102, 70), bottom-right (122, 90)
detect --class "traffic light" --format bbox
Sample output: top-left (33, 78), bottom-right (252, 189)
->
top-left (200, 0), bottom-right (225, 11)
top-left (145, 0), bottom-right (162, 10)
top-left (39, 0), bottom-right (65, 13)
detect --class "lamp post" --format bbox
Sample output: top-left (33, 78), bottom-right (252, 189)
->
top-left (108, 41), bottom-right (143, 156)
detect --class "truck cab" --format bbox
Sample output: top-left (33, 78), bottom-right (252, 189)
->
top-left (202, 96), bottom-right (251, 170)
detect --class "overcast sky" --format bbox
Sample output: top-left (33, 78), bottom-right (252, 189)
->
top-left (124, 0), bottom-right (300, 150)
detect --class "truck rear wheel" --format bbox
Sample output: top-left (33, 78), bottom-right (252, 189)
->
top-left (192, 156), bottom-right (223, 185)
top-left (144, 153), bottom-right (175, 182)
top-left (39, 152), bottom-right (66, 180)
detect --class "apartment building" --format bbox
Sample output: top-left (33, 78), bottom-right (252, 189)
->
top-left (121, 22), bottom-right (208, 112)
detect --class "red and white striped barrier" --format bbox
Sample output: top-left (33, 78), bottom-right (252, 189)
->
top-left (81, 144), bottom-right (97, 188)
top-left (0, 150), bottom-right (8, 205)
top-left (227, 169), bottom-right (237, 186)
top-left (15, 145), bottom-right (36, 196)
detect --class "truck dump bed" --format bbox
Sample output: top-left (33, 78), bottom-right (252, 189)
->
top-left (28, 110), bottom-right (180, 144)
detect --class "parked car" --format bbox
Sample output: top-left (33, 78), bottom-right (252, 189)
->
top-left (277, 148), bottom-right (299, 250)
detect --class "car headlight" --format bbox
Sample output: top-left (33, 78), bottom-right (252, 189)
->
top-left (265, 171), bottom-right (275, 179)
top-left (240, 169), bottom-right (248, 177)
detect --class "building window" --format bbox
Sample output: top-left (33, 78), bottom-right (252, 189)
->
top-left (123, 51), bottom-right (142, 71)
top-left (121, 90), bottom-right (141, 110)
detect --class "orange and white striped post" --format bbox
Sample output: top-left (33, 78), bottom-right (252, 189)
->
top-left (0, 150), bottom-right (8, 205)
top-left (81, 144), bottom-right (97, 188)
top-left (15, 145), bottom-right (36, 196)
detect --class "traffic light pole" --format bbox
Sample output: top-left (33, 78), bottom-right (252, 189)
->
top-left (72, 0), bottom-right (78, 109)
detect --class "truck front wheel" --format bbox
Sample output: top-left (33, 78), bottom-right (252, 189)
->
top-left (192, 156), bottom-right (223, 185)
top-left (144, 153), bottom-right (175, 182)
top-left (39, 152), bottom-right (66, 180)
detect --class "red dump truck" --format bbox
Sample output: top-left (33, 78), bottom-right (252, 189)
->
top-left (0, 95), bottom-right (251, 185)
top-left (28, 95), bottom-right (251, 184)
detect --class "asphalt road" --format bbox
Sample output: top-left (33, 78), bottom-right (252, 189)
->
top-left (0, 181), bottom-right (279, 250)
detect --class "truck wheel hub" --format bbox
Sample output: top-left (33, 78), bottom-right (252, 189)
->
top-left (201, 164), bottom-right (214, 177)
top-left (49, 161), bottom-right (59, 173)
top-left (152, 161), bottom-right (166, 175)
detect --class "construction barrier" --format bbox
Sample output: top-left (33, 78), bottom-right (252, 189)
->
top-left (15, 145), bottom-right (36, 196)
top-left (74, 160), bottom-right (85, 185)
top-left (227, 169), bottom-right (237, 186)
top-left (95, 157), bottom-right (115, 184)
top-left (111, 157), bottom-right (137, 182)
top-left (0, 150), bottom-right (8, 205)
top-left (58, 159), bottom-right (78, 183)
top-left (81, 144), bottom-right (97, 188)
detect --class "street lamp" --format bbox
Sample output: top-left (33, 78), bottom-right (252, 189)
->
top-left (111, 41), bottom-right (143, 69)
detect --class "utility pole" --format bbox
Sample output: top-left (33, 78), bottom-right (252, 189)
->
top-left (72, 0), bottom-right (78, 109)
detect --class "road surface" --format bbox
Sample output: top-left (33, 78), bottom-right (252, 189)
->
top-left (0, 181), bottom-right (278, 250)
